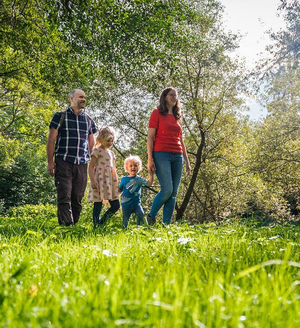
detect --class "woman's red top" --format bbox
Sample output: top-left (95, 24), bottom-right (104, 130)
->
top-left (148, 109), bottom-right (182, 153)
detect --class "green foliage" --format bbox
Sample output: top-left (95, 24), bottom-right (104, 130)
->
top-left (88, 0), bottom-right (250, 222)
top-left (0, 145), bottom-right (56, 210)
top-left (248, 89), bottom-right (300, 220)
top-left (3, 0), bottom-right (300, 226)
top-left (0, 0), bottom-right (71, 92)
top-left (0, 79), bottom-right (58, 210)
top-left (167, 5), bottom-right (247, 221)
top-left (0, 0), bottom-right (214, 212)
top-left (261, 0), bottom-right (300, 76)
top-left (0, 0), bottom-right (200, 92)
top-left (1, 206), bottom-right (300, 327)
top-left (249, 2), bottom-right (300, 221)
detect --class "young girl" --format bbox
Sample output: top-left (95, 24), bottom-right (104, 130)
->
top-left (119, 155), bottom-right (153, 228)
top-left (88, 126), bottom-right (120, 227)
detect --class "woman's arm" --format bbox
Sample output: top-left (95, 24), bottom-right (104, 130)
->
top-left (146, 172), bottom-right (154, 186)
top-left (180, 135), bottom-right (191, 176)
top-left (147, 127), bottom-right (156, 173)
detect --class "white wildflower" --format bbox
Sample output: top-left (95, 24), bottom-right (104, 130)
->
top-left (102, 249), bottom-right (117, 257)
top-left (177, 237), bottom-right (191, 245)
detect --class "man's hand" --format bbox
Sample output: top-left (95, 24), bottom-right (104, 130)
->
top-left (47, 162), bottom-right (55, 177)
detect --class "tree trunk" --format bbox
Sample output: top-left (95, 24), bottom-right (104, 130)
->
top-left (176, 129), bottom-right (205, 221)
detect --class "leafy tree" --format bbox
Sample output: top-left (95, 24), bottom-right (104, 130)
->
top-left (250, 0), bottom-right (300, 220)
top-left (0, 0), bottom-right (205, 210)
top-left (168, 2), bottom-right (248, 220)
top-left (85, 0), bottom-right (256, 222)
top-left (259, 0), bottom-right (300, 77)
top-left (250, 66), bottom-right (300, 219)
top-left (0, 145), bottom-right (56, 210)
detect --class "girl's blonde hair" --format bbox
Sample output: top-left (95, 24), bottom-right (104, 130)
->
top-left (124, 155), bottom-right (142, 173)
top-left (95, 126), bottom-right (115, 147)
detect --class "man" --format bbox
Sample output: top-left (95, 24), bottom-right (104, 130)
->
top-left (47, 89), bottom-right (97, 225)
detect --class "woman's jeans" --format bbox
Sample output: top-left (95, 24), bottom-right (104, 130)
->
top-left (93, 200), bottom-right (120, 227)
top-left (122, 203), bottom-right (144, 228)
top-left (149, 151), bottom-right (183, 224)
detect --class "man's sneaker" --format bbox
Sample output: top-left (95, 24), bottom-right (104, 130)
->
top-left (145, 214), bottom-right (156, 226)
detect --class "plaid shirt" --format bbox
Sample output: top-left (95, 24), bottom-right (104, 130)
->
top-left (49, 107), bottom-right (97, 164)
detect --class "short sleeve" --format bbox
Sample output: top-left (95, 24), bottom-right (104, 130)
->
top-left (49, 112), bottom-right (61, 130)
top-left (148, 109), bottom-right (159, 129)
top-left (110, 150), bottom-right (116, 161)
top-left (137, 176), bottom-right (148, 187)
top-left (91, 148), bottom-right (100, 159)
top-left (119, 177), bottom-right (125, 190)
top-left (90, 119), bottom-right (97, 135)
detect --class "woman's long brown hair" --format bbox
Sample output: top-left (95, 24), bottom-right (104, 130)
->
top-left (157, 87), bottom-right (181, 120)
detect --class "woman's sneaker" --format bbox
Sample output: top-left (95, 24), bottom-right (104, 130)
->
top-left (145, 214), bottom-right (156, 226)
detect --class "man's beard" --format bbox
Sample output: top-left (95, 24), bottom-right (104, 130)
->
top-left (78, 101), bottom-right (85, 109)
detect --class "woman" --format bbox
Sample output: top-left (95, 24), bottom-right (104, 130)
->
top-left (146, 87), bottom-right (191, 225)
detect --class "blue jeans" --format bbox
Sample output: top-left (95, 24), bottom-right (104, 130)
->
top-left (122, 203), bottom-right (144, 228)
top-left (149, 151), bottom-right (183, 224)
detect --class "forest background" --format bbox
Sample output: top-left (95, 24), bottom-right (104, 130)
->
top-left (1, 0), bottom-right (300, 224)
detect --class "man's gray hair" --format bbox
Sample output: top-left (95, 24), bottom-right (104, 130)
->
top-left (69, 89), bottom-right (84, 97)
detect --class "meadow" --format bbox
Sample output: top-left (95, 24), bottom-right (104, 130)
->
top-left (1, 204), bottom-right (300, 328)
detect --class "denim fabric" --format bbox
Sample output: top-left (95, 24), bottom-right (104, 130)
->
top-left (55, 157), bottom-right (87, 226)
top-left (149, 151), bottom-right (183, 224)
top-left (93, 199), bottom-right (120, 227)
top-left (122, 203), bottom-right (144, 228)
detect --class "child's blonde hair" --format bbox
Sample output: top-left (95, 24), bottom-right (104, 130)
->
top-left (95, 126), bottom-right (115, 147)
top-left (124, 155), bottom-right (142, 173)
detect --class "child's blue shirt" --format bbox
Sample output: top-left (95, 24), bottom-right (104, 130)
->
top-left (119, 175), bottom-right (147, 206)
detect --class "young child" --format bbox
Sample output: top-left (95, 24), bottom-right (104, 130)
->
top-left (119, 155), bottom-right (153, 228)
top-left (88, 126), bottom-right (120, 227)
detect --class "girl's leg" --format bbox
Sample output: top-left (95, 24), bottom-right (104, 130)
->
top-left (162, 153), bottom-right (183, 224)
top-left (135, 204), bottom-right (144, 225)
top-left (149, 152), bottom-right (173, 219)
top-left (93, 202), bottom-right (103, 227)
top-left (100, 199), bottom-right (120, 225)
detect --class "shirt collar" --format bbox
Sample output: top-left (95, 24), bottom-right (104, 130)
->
top-left (68, 106), bottom-right (84, 116)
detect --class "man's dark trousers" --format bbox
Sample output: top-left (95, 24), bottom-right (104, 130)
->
top-left (55, 157), bottom-right (87, 225)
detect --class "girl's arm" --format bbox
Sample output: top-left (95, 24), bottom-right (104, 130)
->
top-left (147, 128), bottom-right (156, 173)
top-left (180, 135), bottom-right (191, 176)
top-left (111, 157), bottom-right (117, 176)
top-left (88, 155), bottom-right (99, 190)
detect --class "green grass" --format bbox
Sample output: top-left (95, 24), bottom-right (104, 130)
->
top-left (1, 204), bottom-right (300, 327)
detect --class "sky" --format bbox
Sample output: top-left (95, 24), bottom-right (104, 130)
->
top-left (220, 0), bottom-right (286, 120)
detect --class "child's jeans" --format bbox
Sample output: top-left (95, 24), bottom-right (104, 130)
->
top-left (93, 199), bottom-right (120, 227)
top-left (122, 203), bottom-right (144, 228)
